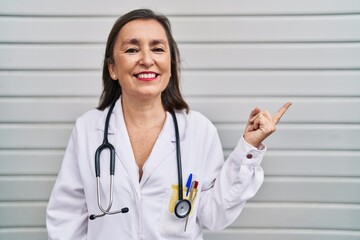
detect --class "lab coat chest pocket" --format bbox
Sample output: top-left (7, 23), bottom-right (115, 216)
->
top-left (159, 186), bottom-right (198, 238)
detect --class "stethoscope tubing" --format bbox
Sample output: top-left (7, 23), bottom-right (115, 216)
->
top-left (90, 101), bottom-right (119, 220)
top-left (90, 101), bottom-right (190, 220)
top-left (171, 111), bottom-right (184, 201)
top-left (171, 111), bottom-right (191, 218)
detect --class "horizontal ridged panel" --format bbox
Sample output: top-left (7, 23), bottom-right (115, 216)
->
top-left (2, 228), bottom-right (360, 240)
top-left (204, 229), bottom-right (360, 240)
top-left (2, 150), bottom-right (359, 177)
top-left (253, 177), bottom-right (360, 203)
top-left (1, 15), bottom-right (359, 43)
top-left (0, 203), bottom-right (46, 227)
top-left (1, 0), bottom-right (360, 15)
top-left (233, 202), bottom-right (360, 230)
top-left (181, 44), bottom-right (360, 69)
top-left (189, 97), bottom-right (360, 123)
top-left (0, 150), bottom-right (62, 175)
top-left (0, 177), bottom-right (55, 201)
top-left (1, 71), bottom-right (360, 97)
top-left (0, 98), bottom-right (98, 123)
top-left (262, 150), bottom-right (360, 177)
top-left (0, 124), bottom-right (359, 150)
top-left (1, 176), bottom-right (359, 203)
top-left (1, 97), bottom-right (359, 123)
top-left (1, 44), bottom-right (360, 70)
top-left (0, 228), bottom-right (46, 240)
top-left (182, 71), bottom-right (360, 97)
top-left (0, 124), bottom-right (72, 149)
top-left (0, 71), bottom-right (102, 97)
top-left (1, 202), bottom-right (359, 229)
top-left (219, 124), bottom-right (360, 150)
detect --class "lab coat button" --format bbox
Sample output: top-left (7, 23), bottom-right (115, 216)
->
top-left (246, 153), bottom-right (253, 159)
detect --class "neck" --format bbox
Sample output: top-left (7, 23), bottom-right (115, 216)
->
top-left (121, 95), bottom-right (166, 129)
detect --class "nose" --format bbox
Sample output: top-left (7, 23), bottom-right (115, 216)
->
top-left (138, 49), bottom-right (154, 68)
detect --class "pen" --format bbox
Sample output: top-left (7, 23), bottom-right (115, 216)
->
top-left (185, 173), bottom-right (192, 197)
top-left (192, 181), bottom-right (198, 200)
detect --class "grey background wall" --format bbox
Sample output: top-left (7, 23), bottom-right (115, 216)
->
top-left (1, 0), bottom-right (360, 239)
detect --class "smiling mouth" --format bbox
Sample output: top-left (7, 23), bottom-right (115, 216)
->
top-left (134, 73), bottom-right (159, 81)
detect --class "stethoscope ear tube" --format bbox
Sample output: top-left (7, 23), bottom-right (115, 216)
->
top-left (94, 143), bottom-right (116, 177)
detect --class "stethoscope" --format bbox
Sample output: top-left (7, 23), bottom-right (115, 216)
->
top-left (89, 100), bottom-right (191, 220)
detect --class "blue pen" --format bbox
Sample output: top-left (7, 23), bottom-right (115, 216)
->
top-left (185, 173), bottom-right (192, 197)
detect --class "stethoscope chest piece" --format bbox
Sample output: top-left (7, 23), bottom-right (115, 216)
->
top-left (174, 199), bottom-right (191, 218)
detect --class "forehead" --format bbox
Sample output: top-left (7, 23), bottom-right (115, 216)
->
top-left (117, 19), bottom-right (168, 43)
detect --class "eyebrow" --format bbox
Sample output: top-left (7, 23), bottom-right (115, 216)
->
top-left (121, 38), bottom-right (168, 47)
top-left (150, 39), bottom-right (168, 46)
top-left (122, 38), bottom-right (139, 46)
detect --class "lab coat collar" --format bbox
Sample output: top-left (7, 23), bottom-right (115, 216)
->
top-left (96, 97), bottom-right (187, 142)
top-left (96, 98), bottom-right (122, 134)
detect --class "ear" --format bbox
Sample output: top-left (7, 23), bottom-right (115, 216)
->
top-left (108, 63), bottom-right (117, 80)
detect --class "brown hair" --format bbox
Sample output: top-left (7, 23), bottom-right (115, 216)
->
top-left (98, 9), bottom-right (189, 112)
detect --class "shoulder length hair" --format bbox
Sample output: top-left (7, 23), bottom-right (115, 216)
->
top-left (98, 9), bottom-right (189, 112)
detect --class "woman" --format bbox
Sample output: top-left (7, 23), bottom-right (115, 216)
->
top-left (46, 9), bottom-right (291, 240)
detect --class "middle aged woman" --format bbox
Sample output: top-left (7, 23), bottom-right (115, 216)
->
top-left (46, 9), bottom-right (292, 240)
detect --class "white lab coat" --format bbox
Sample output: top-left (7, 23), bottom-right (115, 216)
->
top-left (46, 98), bottom-right (265, 240)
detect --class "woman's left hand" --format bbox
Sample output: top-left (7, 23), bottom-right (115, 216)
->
top-left (243, 102), bottom-right (292, 148)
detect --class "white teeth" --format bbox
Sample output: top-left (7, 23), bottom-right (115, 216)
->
top-left (137, 73), bottom-right (156, 79)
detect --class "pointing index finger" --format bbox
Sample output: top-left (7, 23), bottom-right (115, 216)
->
top-left (272, 102), bottom-right (292, 124)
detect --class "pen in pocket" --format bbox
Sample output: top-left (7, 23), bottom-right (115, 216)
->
top-left (185, 173), bottom-right (193, 197)
top-left (184, 180), bottom-right (198, 232)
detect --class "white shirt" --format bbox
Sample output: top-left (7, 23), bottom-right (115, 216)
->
top-left (46, 99), bottom-right (266, 240)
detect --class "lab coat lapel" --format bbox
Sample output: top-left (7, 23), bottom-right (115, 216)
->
top-left (140, 111), bottom-right (187, 187)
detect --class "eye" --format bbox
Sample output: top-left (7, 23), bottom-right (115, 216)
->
top-left (152, 47), bottom-right (165, 53)
top-left (125, 48), bottom-right (139, 54)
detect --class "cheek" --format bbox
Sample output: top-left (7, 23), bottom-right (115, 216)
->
top-left (114, 55), bottom-right (136, 72)
top-left (157, 52), bottom-right (171, 70)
